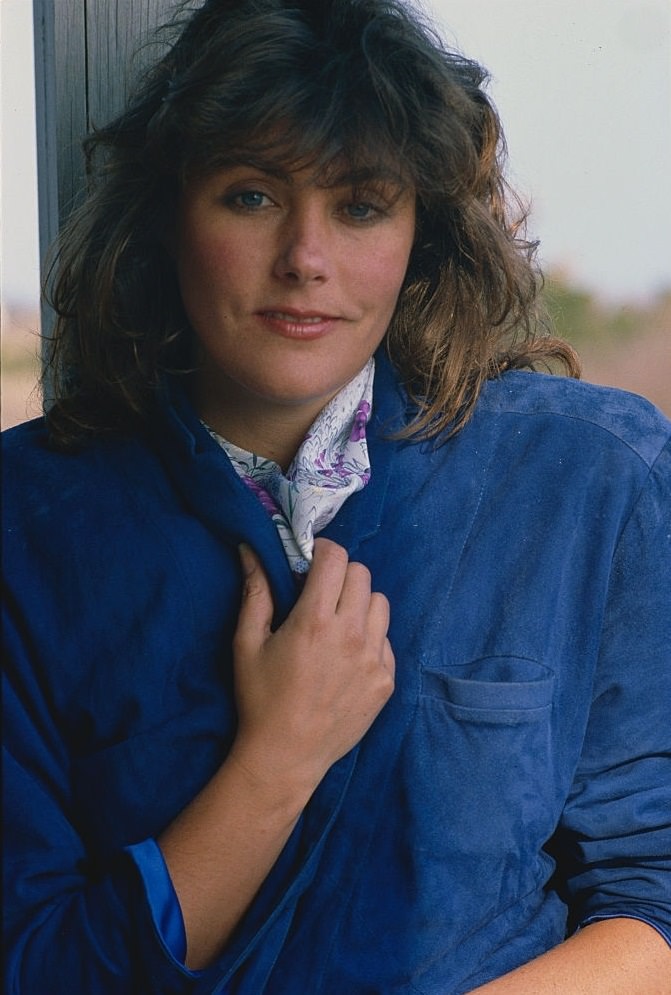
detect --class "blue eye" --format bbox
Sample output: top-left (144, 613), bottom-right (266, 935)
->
top-left (346, 202), bottom-right (376, 220)
top-left (233, 190), bottom-right (269, 209)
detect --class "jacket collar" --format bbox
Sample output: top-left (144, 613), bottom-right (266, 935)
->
top-left (321, 349), bottom-right (408, 557)
top-left (153, 350), bottom-right (409, 624)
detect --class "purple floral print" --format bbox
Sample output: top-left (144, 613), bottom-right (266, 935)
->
top-left (350, 400), bottom-right (371, 442)
top-left (205, 358), bottom-right (374, 574)
top-left (241, 475), bottom-right (281, 517)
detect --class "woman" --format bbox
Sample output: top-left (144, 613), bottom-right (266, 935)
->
top-left (3, 0), bottom-right (670, 991)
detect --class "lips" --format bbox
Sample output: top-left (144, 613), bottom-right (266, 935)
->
top-left (263, 311), bottom-right (327, 324)
top-left (256, 308), bottom-right (340, 339)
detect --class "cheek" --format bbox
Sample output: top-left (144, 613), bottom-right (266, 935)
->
top-left (358, 246), bottom-right (412, 315)
top-left (179, 232), bottom-right (238, 292)
top-left (176, 236), bottom-right (235, 340)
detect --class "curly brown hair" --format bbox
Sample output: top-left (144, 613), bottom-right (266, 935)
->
top-left (43, 0), bottom-right (579, 449)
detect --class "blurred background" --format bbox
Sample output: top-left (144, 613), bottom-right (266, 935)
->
top-left (2, 0), bottom-right (670, 429)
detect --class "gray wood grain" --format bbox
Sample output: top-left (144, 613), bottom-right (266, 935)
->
top-left (35, 0), bottom-right (178, 234)
top-left (87, 0), bottom-right (176, 130)
top-left (34, 0), bottom-right (180, 368)
top-left (34, 0), bottom-right (86, 249)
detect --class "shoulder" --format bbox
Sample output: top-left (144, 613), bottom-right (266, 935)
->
top-left (2, 419), bottom-right (96, 513)
top-left (476, 371), bottom-right (671, 471)
top-left (1, 418), bottom-right (165, 533)
top-left (3, 417), bottom-right (99, 476)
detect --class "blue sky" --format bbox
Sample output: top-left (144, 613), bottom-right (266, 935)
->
top-left (2, 0), bottom-right (670, 306)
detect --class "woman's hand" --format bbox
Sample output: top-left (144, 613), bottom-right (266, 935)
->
top-left (229, 538), bottom-right (395, 797)
top-left (159, 538), bottom-right (393, 969)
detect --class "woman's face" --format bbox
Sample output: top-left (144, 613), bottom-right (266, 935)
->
top-left (175, 163), bottom-right (415, 442)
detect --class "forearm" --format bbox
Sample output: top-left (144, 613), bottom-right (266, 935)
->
top-left (159, 540), bottom-right (394, 971)
top-left (470, 918), bottom-right (671, 994)
top-left (158, 749), bottom-right (312, 970)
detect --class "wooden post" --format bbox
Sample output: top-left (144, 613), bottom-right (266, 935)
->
top-left (33, 0), bottom-right (176, 401)
top-left (33, 0), bottom-right (175, 287)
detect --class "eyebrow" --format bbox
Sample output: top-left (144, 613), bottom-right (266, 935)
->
top-left (222, 158), bottom-right (410, 192)
top-left (323, 166), bottom-right (410, 191)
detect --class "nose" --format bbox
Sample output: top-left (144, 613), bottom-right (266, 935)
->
top-left (272, 205), bottom-right (331, 285)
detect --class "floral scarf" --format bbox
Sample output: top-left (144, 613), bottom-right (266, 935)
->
top-left (206, 359), bottom-right (374, 574)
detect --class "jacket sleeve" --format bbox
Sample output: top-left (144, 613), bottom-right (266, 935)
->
top-left (2, 605), bottom-right (204, 995)
top-left (126, 840), bottom-right (190, 964)
top-left (556, 438), bottom-right (671, 944)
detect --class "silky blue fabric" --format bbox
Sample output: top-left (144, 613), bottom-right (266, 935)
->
top-left (126, 839), bottom-right (190, 966)
top-left (3, 356), bottom-right (670, 993)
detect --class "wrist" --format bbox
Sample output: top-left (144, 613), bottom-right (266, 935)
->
top-left (223, 739), bottom-right (317, 824)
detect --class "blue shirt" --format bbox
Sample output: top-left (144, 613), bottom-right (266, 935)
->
top-left (3, 357), bottom-right (670, 993)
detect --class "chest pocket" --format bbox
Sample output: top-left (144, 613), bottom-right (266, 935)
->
top-left (399, 654), bottom-right (558, 922)
top-left (333, 653), bottom-right (561, 975)
top-left (420, 654), bottom-right (554, 722)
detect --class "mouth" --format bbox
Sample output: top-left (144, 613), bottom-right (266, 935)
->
top-left (264, 311), bottom-right (328, 324)
top-left (256, 308), bottom-right (340, 339)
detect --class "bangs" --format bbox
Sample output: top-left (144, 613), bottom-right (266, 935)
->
top-left (189, 117), bottom-right (413, 194)
top-left (149, 9), bottom-right (418, 191)
top-left (171, 87), bottom-right (414, 192)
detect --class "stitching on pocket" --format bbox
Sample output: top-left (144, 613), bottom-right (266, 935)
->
top-left (421, 655), bottom-right (555, 715)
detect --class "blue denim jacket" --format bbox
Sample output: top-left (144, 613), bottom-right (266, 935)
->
top-left (3, 357), bottom-right (670, 993)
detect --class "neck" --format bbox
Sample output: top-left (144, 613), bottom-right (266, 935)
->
top-left (191, 376), bottom-right (328, 472)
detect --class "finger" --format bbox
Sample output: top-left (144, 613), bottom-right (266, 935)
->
top-left (335, 560), bottom-right (372, 618)
top-left (366, 591), bottom-right (391, 641)
top-left (381, 637), bottom-right (396, 677)
top-left (298, 538), bottom-right (349, 615)
top-left (235, 544), bottom-right (275, 650)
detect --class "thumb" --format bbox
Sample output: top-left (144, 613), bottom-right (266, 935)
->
top-left (235, 543), bottom-right (275, 647)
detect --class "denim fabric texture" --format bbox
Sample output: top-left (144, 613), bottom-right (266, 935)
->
top-left (3, 354), bottom-right (670, 994)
